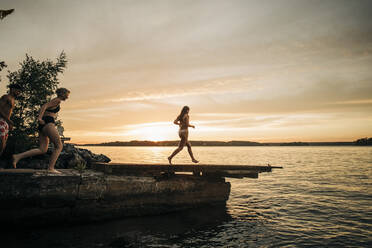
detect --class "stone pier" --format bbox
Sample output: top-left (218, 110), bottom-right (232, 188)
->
top-left (0, 169), bottom-right (230, 227)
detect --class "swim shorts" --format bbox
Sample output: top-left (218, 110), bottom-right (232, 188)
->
top-left (0, 118), bottom-right (9, 140)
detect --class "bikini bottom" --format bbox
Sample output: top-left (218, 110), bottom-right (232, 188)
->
top-left (38, 116), bottom-right (55, 132)
top-left (178, 129), bottom-right (188, 137)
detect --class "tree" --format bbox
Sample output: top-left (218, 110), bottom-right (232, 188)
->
top-left (0, 9), bottom-right (15, 20)
top-left (0, 61), bottom-right (6, 71)
top-left (5, 52), bottom-right (67, 153)
top-left (355, 137), bottom-right (372, 146)
top-left (0, 60), bottom-right (7, 83)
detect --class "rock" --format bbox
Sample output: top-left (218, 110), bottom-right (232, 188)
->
top-left (92, 153), bottom-right (111, 163)
top-left (0, 143), bottom-right (111, 169)
top-left (67, 152), bottom-right (86, 168)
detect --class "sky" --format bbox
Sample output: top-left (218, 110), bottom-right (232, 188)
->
top-left (1, 0), bottom-right (372, 143)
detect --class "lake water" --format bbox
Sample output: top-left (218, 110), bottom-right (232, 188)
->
top-left (3, 146), bottom-right (372, 247)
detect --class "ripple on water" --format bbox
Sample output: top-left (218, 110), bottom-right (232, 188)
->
top-left (3, 146), bottom-right (371, 247)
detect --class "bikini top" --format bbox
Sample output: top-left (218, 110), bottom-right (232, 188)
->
top-left (179, 114), bottom-right (188, 129)
top-left (46, 105), bottom-right (60, 113)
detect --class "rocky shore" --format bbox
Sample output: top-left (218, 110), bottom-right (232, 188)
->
top-left (0, 143), bottom-right (110, 169)
top-left (0, 145), bottom-right (278, 227)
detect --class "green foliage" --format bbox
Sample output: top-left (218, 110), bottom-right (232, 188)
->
top-left (0, 60), bottom-right (6, 83)
top-left (74, 160), bottom-right (87, 174)
top-left (0, 61), bottom-right (6, 71)
top-left (0, 9), bottom-right (15, 20)
top-left (5, 52), bottom-right (67, 153)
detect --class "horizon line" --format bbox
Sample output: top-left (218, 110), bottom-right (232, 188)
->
top-left (72, 139), bottom-right (369, 146)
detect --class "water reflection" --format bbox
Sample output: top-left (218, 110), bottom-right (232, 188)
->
top-left (8, 146), bottom-right (371, 247)
top-left (2, 205), bottom-right (231, 248)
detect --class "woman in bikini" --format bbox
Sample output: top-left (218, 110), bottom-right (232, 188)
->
top-left (12, 88), bottom-right (70, 173)
top-left (168, 106), bottom-right (199, 165)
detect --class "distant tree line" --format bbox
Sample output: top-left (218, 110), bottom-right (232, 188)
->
top-left (80, 139), bottom-right (372, 147)
top-left (82, 140), bottom-right (263, 147)
top-left (354, 137), bottom-right (372, 146)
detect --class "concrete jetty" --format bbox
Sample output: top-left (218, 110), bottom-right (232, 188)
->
top-left (92, 162), bottom-right (282, 178)
top-left (0, 163), bottom-right (281, 227)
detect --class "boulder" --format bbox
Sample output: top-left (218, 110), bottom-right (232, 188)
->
top-left (0, 143), bottom-right (110, 169)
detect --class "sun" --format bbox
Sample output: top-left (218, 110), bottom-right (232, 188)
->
top-left (126, 122), bottom-right (176, 141)
top-left (138, 125), bottom-right (173, 141)
top-left (144, 134), bottom-right (166, 142)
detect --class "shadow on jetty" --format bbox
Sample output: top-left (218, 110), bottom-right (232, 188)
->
top-left (0, 205), bottom-right (231, 248)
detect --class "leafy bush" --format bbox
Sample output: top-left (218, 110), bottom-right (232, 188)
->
top-left (74, 160), bottom-right (87, 175)
top-left (4, 52), bottom-right (67, 154)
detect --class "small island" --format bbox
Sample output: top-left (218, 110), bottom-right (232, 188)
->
top-left (78, 137), bottom-right (372, 147)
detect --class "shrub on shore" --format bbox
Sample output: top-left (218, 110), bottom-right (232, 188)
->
top-left (2, 52), bottom-right (67, 156)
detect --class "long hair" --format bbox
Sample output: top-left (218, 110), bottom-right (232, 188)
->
top-left (176, 106), bottom-right (189, 122)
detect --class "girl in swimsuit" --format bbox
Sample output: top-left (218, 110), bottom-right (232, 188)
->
top-left (168, 106), bottom-right (199, 165)
top-left (12, 88), bottom-right (70, 173)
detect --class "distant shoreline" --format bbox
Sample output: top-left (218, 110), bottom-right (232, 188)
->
top-left (75, 139), bottom-right (372, 147)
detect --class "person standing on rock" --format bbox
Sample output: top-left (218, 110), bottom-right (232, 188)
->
top-left (0, 84), bottom-right (22, 156)
top-left (12, 88), bottom-right (70, 173)
top-left (168, 106), bottom-right (199, 165)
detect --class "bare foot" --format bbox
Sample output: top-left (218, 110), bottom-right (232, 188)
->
top-left (192, 159), bottom-right (199, 164)
top-left (168, 156), bottom-right (172, 165)
top-left (12, 154), bottom-right (18, 168)
top-left (48, 169), bottom-right (61, 174)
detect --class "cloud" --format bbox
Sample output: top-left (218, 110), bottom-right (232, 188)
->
top-left (110, 121), bottom-right (172, 130)
top-left (3, 0), bottom-right (372, 143)
top-left (65, 130), bottom-right (130, 137)
top-left (108, 76), bottom-right (258, 102)
top-left (330, 99), bottom-right (372, 105)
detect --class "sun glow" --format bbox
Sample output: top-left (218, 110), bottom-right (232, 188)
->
top-left (124, 122), bottom-right (178, 141)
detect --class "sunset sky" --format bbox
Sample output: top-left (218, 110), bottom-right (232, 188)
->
top-left (1, 0), bottom-right (372, 143)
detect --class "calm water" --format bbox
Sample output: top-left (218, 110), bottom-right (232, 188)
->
top-left (3, 146), bottom-right (372, 247)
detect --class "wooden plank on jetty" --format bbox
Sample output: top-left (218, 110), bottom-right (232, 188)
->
top-left (92, 162), bottom-right (282, 179)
